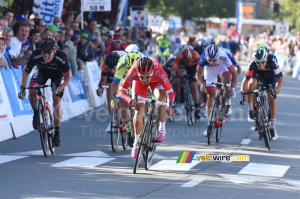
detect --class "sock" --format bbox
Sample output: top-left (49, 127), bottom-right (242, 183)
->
top-left (270, 118), bottom-right (276, 129)
top-left (55, 126), bottom-right (60, 134)
top-left (248, 103), bottom-right (253, 111)
top-left (226, 98), bottom-right (231, 106)
top-left (159, 121), bottom-right (166, 131)
top-left (180, 87), bottom-right (184, 104)
top-left (134, 134), bottom-right (140, 146)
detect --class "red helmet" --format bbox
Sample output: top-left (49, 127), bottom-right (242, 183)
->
top-left (112, 33), bottom-right (123, 41)
top-left (136, 57), bottom-right (154, 75)
top-left (183, 48), bottom-right (194, 63)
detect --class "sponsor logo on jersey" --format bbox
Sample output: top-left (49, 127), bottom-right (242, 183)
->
top-left (155, 71), bottom-right (168, 84)
top-left (126, 71), bottom-right (137, 83)
top-left (34, 54), bottom-right (43, 60)
top-left (56, 56), bottom-right (66, 64)
top-left (272, 57), bottom-right (279, 68)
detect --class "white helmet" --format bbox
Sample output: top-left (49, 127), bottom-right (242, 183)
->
top-left (125, 44), bottom-right (140, 53)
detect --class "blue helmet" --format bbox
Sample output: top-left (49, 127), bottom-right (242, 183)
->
top-left (205, 44), bottom-right (220, 60)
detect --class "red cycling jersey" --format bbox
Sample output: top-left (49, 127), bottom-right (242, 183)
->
top-left (105, 42), bottom-right (128, 55)
top-left (118, 58), bottom-right (175, 104)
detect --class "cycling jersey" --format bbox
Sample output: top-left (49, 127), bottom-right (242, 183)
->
top-left (101, 50), bottom-right (126, 74)
top-left (118, 58), bottom-right (175, 104)
top-left (198, 50), bottom-right (233, 88)
top-left (172, 50), bottom-right (200, 71)
top-left (245, 54), bottom-right (283, 89)
top-left (26, 49), bottom-right (70, 91)
top-left (220, 48), bottom-right (238, 66)
top-left (113, 55), bottom-right (128, 84)
top-left (156, 36), bottom-right (170, 47)
top-left (104, 42), bottom-right (128, 55)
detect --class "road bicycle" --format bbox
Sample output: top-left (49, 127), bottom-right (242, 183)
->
top-left (241, 84), bottom-right (275, 150)
top-left (28, 85), bottom-right (55, 157)
top-left (133, 95), bottom-right (170, 174)
top-left (205, 81), bottom-right (231, 145)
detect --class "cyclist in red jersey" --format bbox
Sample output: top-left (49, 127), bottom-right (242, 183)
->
top-left (104, 33), bottom-right (128, 55)
top-left (118, 57), bottom-right (175, 159)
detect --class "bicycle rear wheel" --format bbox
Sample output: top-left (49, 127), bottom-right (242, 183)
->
top-left (259, 110), bottom-right (270, 150)
top-left (121, 122), bottom-right (128, 150)
top-left (208, 99), bottom-right (217, 145)
top-left (37, 103), bottom-right (50, 157)
top-left (145, 121), bottom-right (158, 170)
top-left (110, 107), bottom-right (120, 152)
top-left (184, 86), bottom-right (193, 126)
top-left (216, 95), bottom-right (225, 143)
top-left (47, 109), bottom-right (55, 155)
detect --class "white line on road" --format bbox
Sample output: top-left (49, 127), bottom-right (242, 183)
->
top-left (250, 126), bottom-right (256, 131)
top-left (219, 174), bottom-right (272, 184)
top-left (180, 179), bottom-right (204, 187)
top-left (241, 139), bottom-right (251, 145)
top-left (10, 150), bottom-right (44, 156)
top-left (150, 160), bottom-right (199, 171)
top-left (239, 163), bottom-right (290, 177)
top-left (281, 179), bottom-right (300, 187)
top-left (51, 157), bottom-right (115, 168)
top-left (0, 155), bottom-right (28, 165)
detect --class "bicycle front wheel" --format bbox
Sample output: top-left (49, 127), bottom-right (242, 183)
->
top-left (208, 99), bottom-right (218, 145)
top-left (110, 108), bottom-right (120, 152)
top-left (216, 95), bottom-right (225, 143)
top-left (37, 102), bottom-right (50, 157)
top-left (121, 122), bottom-right (128, 150)
top-left (47, 109), bottom-right (55, 155)
top-left (145, 121), bottom-right (158, 170)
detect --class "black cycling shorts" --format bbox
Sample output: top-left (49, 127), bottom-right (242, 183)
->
top-left (253, 70), bottom-right (277, 89)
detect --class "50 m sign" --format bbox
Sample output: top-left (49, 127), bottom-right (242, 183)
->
top-left (82, 0), bottom-right (111, 12)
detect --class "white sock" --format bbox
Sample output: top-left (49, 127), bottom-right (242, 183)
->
top-left (271, 118), bottom-right (276, 129)
top-left (159, 121), bottom-right (166, 131)
top-left (134, 134), bottom-right (140, 146)
top-left (248, 103), bottom-right (253, 111)
top-left (226, 98), bottom-right (231, 106)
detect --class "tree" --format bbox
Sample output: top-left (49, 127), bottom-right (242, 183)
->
top-left (279, 0), bottom-right (300, 32)
top-left (145, 0), bottom-right (236, 21)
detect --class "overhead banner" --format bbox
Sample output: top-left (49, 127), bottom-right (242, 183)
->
top-left (33, 0), bottom-right (64, 26)
top-left (68, 71), bottom-right (87, 102)
top-left (0, 68), bottom-right (33, 116)
top-left (130, 10), bottom-right (147, 27)
top-left (82, 0), bottom-right (111, 12)
top-left (0, 72), bottom-right (13, 124)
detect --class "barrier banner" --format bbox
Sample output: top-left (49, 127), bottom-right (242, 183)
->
top-left (0, 68), bottom-right (33, 116)
top-left (0, 72), bottom-right (13, 124)
top-left (68, 71), bottom-right (87, 102)
top-left (85, 61), bottom-right (106, 107)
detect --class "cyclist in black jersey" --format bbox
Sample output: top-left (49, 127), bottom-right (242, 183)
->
top-left (241, 49), bottom-right (284, 141)
top-left (18, 36), bottom-right (71, 147)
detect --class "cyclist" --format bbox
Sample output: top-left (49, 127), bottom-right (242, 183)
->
top-left (111, 50), bottom-right (142, 147)
top-left (118, 57), bottom-right (175, 159)
top-left (125, 44), bottom-right (140, 53)
top-left (196, 44), bottom-right (237, 136)
top-left (241, 49), bottom-right (284, 140)
top-left (171, 48), bottom-right (201, 118)
top-left (98, 50), bottom-right (126, 132)
top-left (18, 36), bottom-right (71, 147)
top-left (156, 32), bottom-right (171, 64)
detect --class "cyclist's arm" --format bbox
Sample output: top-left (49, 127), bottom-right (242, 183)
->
top-left (118, 67), bottom-right (137, 104)
top-left (58, 72), bottom-right (71, 91)
top-left (196, 66), bottom-right (204, 86)
top-left (275, 76), bottom-right (284, 94)
top-left (20, 70), bottom-right (30, 88)
top-left (171, 56), bottom-right (180, 77)
top-left (229, 66), bottom-right (238, 88)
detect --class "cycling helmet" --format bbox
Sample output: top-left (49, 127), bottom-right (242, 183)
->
top-left (112, 33), bottom-right (123, 41)
top-left (125, 51), bottom-right (141, 67)
top-left (252, 49), bottom-right (268, 63)
top-left (257, 45), bottom-right (270, 53)
top-left (183, 48), bottom-right (194, 63)
top-left (193, 45), bottom-right (205, 56)
top-left (136, 57), bottom-right (154, 75)
top-left (105, 51), bottom-right (120, 69)
top-left (125, 44), bottom-right (140, 53)
top-left (41, 36), bottom-right (57, 53)
top-left (205, 44), bottom-right (220, 60)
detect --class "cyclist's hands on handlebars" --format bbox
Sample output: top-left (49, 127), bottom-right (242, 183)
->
top-left (18, 85), bottom-right (26, 100)
top-left (96, 82), bottom-right (104, 97)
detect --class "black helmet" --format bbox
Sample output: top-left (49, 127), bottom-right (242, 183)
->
top-left (252, 49), bottom-right (268, 63)
top-left (193, 45), bottom-right (205, 55)
top-left (41, 36), bottom-right (58, 53)
top-left (105, 51), bottom-right (120, 69)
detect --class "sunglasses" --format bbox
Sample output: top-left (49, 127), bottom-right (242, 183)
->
top-left (113, 40), bottom-right (122, 43)
top-left (138, 74), bottom-right (152, 80)
top-left (38, 24), bottom-right (45, 28)
top-left (255, 61), bottom-right (266, 65)
top-left (41, 50), bottom-right (53, 54)
top-left (207, 59), bottom-right (217, 63)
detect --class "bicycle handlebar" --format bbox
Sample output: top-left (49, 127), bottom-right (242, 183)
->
top-left (205, 81), bottom-right (231, 87)
top-left (137, 97), bottom-right (169, 107)
top-left (27, 85), bottom-right (50, 89)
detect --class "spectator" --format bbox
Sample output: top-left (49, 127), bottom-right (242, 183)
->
top-left (0, 17), bottom-right (4, 29)
top-left (82, 18), bottom-right (98, 41)
top-left (34, 18), bottom-right (45, 33)
top-left (77, 32), bottom-right (93, 68)
top-left (41, 28), bottom-right (54, 38)
top-left (0, 27), bottom-right (13, 70)
top-left (2, 19), bottom-right (8, 27)
top-left (70, 21), bottom-right (79, 31)
top-left (28, 29), bottom-right (40, 51)
top-left (25, 19), bottom-right (35, 30)
top-left (0, 36), bottom-right (8, 69)
top-left (53, 17), bottom-right (62, 26)
top-left (64, 27), bottom-right (78, 75)
top-left (2, 9), bottom-right (14, 27)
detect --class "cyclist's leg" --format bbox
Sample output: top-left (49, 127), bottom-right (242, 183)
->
top-left (220, 67), bottom-right (232, 116)
top-left (188, 68), bottom-right (201, 118)
top-left (152, 83), bottom-right (167, 142)
top-left (29, 68), bottom-right (46, 130)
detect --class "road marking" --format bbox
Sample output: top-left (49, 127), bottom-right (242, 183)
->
top-left (180, 179), bottom-right (204, 187)
top-left (281, 179), bottom-right (300, 187)
top-left (51, 157), bottom-right (115, 168)
top-left (10, 150), bottom-right (44, 156)
top-left (239, 163), bottom-right (290, 177)
top-left (0, 155), bottom-right (28, 165)
top-left (61, 151), bottom-right (111, 157)
top-left (219, 174), bottom-right (272, 184)
top-left (241, 139), bottom-right (251, 145)
top-left (250, 126), bottom-right (256, 131)
top-left (150, 160), bottom-right (199, 171)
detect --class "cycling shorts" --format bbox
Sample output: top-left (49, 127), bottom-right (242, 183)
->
top-left (253, 70), bottom-right (277, 89)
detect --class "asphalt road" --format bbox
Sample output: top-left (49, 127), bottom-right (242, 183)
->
top-left (0, 63), bottom-right (300, 199)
